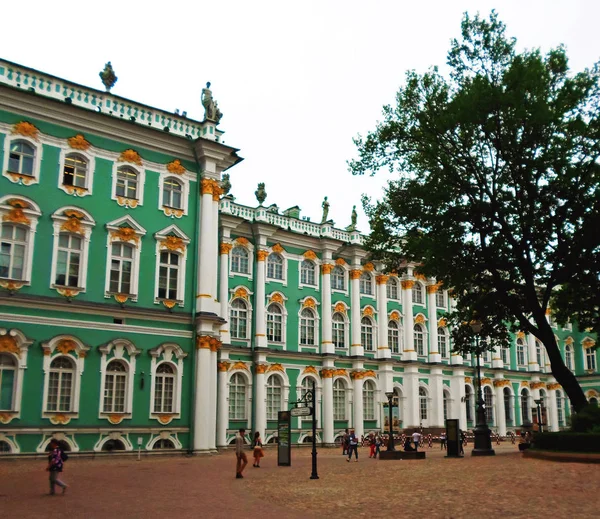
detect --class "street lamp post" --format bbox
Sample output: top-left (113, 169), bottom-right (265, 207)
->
top-left (470, 321), bottom-right (495, 456)
top-left (534, 399), bottom-right (544, 433)
top-left (385, 391), bottom-right (395, 451)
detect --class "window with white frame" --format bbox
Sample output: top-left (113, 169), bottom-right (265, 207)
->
top-left (556, 390), bottom-right (564, 426)
top-left (300, 308), bottom-right (316, 345)
top-left (361, 317), bottom-right (374, 351)
top-left (386, 277), bottom-right (399, 299)
top-left (565, 344), bottom-right (574, 370)
top-left (332, 312), bottom-right (346, 349)
top-left (465, 385), bottom-right (473, 422)
top-left (521, 389), bottom-right (530, 424)
top-left (230, 299), bottom-right (249, 339)
top-left (414, 323), bottom-right (425, 356)
top-left (419, 387), bottom-right (428, 420)
top-left (501, 346), bottom-right (509, 365)
top-left (154, 363), bottom-right (176, 413)
top-left (267, 304), bottom-right (283, 342)
top-left (54, 234), bottom-right (83, 287)
top-left (363, 380), bottom-right (375, 420)
top-left (536, 341), bottom-right (543, 367)
top-left (435, 287), bottom-right (446, 308)
top-left (103, 360), bottom-right (128, 413)
top-left (333, 378), bottom-right (346, 420)
top-left (504, 387), bottom-right (513, 423)
top-left (300, 260), bottom-right (316, 286)
top-left (484, 386), bottom-right (493, 423)
top-left (0, 354), bottom-right (16, 410)
top-left (331, 266), bottom-right (345, 290)
top-left (443, 390), bottom-right (450, 421)
top-left (359, 272), bottom-right (373, 295)
top-left (267, 253), bottom-right (284, 280)
top-left (108, 243), bottom-right (134, 294)
top-left (153, 439), bottom-right (175, 449)
top-left (162, 177), bottom-right (183, 209)
top-left (158, 251), bottom-right (180, 300)
top-left (8, 141), bottom-right (35, 176)
top-left (412, 282), bottom-right (424, 304)
top-left (229, 373), bottom-right (247, 420)
top-left (0, 224), bottom-right (27, 280)
top-left (62, 154), bottom-right (89, 190)
top-left (585, 347), bottom-right (597, 371)
top-left (231, 247), bottom-right (249, 274)
top-left (153, 228), bottom-right (191, 303)
top-left (46, 356), bottom-right (75, 412)
top-left (266, 375), bottom-right (282, 420)
top-left (388, 320), bottom-right (400, 354)
top-left (115, 166), bottom-right (139, 200)
top-left (516, 339), bottom-right (526, 366)
top-left (438, 327), bottom-right (448, 357)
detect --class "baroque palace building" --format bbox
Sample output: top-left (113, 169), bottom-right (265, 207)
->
top-left (0, 59), bottom-right (598, 455)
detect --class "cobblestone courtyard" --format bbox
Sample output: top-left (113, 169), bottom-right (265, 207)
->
top-left (1, 444), bottom-right (598, 519)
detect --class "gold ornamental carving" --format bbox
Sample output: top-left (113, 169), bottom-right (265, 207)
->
top-left (161, 235), bottom-right (186, 252)
top-left (196, 336), bottom-right (212, 349)
top-left (302, 297), bottom-right (316, 309)
top-left (231, 361), bottom-right (249, 371)
top-left (107, 414), bottom-right (124, 425)
top-left (12, 121), bottom-right (39, 140)
top-left (209, 337), bottom-right (222, 352)
top-left (220, 242), bottom-right (233, 255)
top-left (255, 364), bottom-right (268, 374)
top-left (321, 263), bottom-right (334, 275)
top-left (376, 274), bottom-right (389, 285)
top-left (270, 293), bottom-right (284, 304)
top-left (49, 414), bottom-right (71, 425)
top-left (401, 280), bottom-right (415, 290)
top-left (0, 412), bottom-right (16, 424)
top-left (234, 287), bottom-right (249, 300)
top-left (235, 237), bottom-right (249, 246)
top-left (162, 300), bottom-right (177, 309)
top-left (530, 381), bottom-right (546, 390)
top-left (271, 243), bottom-right (285, 254)
top-left (0, 336), bottom-right (19, 357)
top-left (61, 217), bottom-right (84, 234)
top-left (521, 381), bottom-right (530, 388)
top-left (320, 368), bottom-right (334, 378)
top-left (437, 317), bottom-right (447, 327)
top-left (481, 377), bottom-right (492, 386)
top-left (56, 288), bottom-right (80, 299)
top-left (564, 336), bottom-right (574, 345)
top-left (67, 134), bottom-right (91, 150)
top-left (303, 366), bottom-right (318, 376)
top-left (212, 183), bottom-right (224, 202)
top-left (545, 308), bottom-right (552, 316)
top-left (7, 198), bottom-right (30, 208)
top-left (164, 207), bottom-right (184, 218)
top-left (116, 196), bottom-right (139, 208)
top-left (267, 363), bottom-right (285, 373)
top-left (335, 258), bottom-right (346, 266)
top-left (64, 185), bottom-right (87, 196)
top-left (2, 207), bottom-right (31, 226)
top-left (256, 250), bottom-right (269, 262)
top-left (118, 149), bottom-right (142, 166)
top-left (110, 227), bottom-right (139, 244)
top-left (426, 282), bottom-right (443, 294)
top-left (56, 339), bottom-right (77, 355)
top-left (582, 338), bottom-right (596, 349)
top-left (390, 311), bottom-right (401, 321)
top-left (303, 250), bottom-right (317, 260)
top-left (218, 361), bottom-right (231, 372)
top-left (349, 269), bottom-right (362, 280)
top-left (546, 382), bottom-right (561, 390)
top-left (0, 280), bottom-right (25, 292)
top-left (334, 302), bottom-right (346, 313)
top-left (114, 294), bottom-right (129, 304)
top-left (414, 314), bottom-right (425, 324)
top-left (362, 307), bottom-right (374, 317)
top-left (6, 172), bottom-right (35, 185)
top-left (363, 262), bottom-right (375, 272)
top-left (166, 159), bottom-right (186, 175)
top-left (333, 369), bottom-right (347, 377)
top-left (465, 376), bottom-right (472, 384)
top-left (516, 331), bottom-right (525, 339)
top-left (414, 273), bottom-right (426, 281)
top-left (493, 379), bottom-right (511, 388)
top-left (157, 414), bottom-right (174, 424)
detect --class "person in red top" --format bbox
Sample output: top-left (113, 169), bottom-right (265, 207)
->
top-left (369, 433), bottom-right (377, 458)
top-left (46, 439), bottom-right (68, 495)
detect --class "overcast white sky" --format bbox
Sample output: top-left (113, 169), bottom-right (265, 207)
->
top-left (2, 1), bottom-right (599, 231)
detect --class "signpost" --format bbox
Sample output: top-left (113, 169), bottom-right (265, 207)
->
top-left (287, 379), bottom-right (319, 479)
top-left (445, 419), bottom-right (462, 458)
top-left (290, 406), bottom-right (312, 417)
top-left (277, 410), bottom-right (291, 466)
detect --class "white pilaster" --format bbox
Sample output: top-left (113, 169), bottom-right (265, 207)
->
top-left (401, 279), bottom-right (417, 361)
top-left (254, 249), bottom-right (268, 348)
top-left (430, 367), bottom-right (445, 426)
top-left (219, 242), bottom-right (232, 344)
top-left (320, 251), bottom-right (334, 355)
top-left (426, 284), bottom-right (441, 363)
top-left (254, 364), bottom-right (267, 439)
top-left (403, 366), bottom-right (420, 427)
top-left (527, 333), bottom-right (540, 371)
top-left (352, 373), bottom-right (364, 438)
top-left (193, 340), bottom-right (212, 451)
top-left (211, 194), bottom-right (220, 299)
top-left (547, 382), bottom-right (559, 432)
top-left (321, 363), bottom-right (334, 444)
top-left (494, 379), bottom-right (507, 436)
top-left (451, 369), bottom-right (467, 430)
top-left (376, 274), bottom-right (391, 359)
top-left (216, 359), bottom-right (229, 447)
top-left (196, 187), bottom-right (216, 313)
top-left (350, 265), bottom-right (363, 356)
top-left (492, 345), bottom-right (503, 369)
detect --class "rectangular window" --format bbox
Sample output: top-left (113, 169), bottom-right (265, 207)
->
top-left (55, 234), bottom-right (82, 287)
top-left (158, 251), bottom-right (179, 300)
top-left (109, 243), bottom-right (134, 294)
top-left (0, 224), bottom-right (27, 280)
top-left (586, 349), bottom-right (597, 371)
top-left (63, 156), bottom-right (88, 188)
top-left (435, 290), bottom-right (445, 308)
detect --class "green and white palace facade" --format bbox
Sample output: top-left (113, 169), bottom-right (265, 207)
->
top-left (0, 59), bottom-right (598, 456)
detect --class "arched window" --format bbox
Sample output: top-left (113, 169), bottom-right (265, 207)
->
top-left (556, 390), bottom-right (564, 426)
top-left (229, 373), bottom-right (247, 420)
top-left (0, 354), bottom-right (16, 410)
top-left (414, 324), bottom-right (425, 356)
top-left (109, 242), bottom-right (134, 294)
top-left (300, 260), bottom-right (316, 285)
top-left (359, 272), bottom-right (372, 295)
top-left (412, 282), bottom-right (424, 304)
top-left (153, 439), bottom-right (175, 449)
top-left (386, 277), bottom-right (399, 299)
top-left (154, 363), bottom-right (176, 413)
top-left (266, 375), bottom-right (282, 420)
top-left (230, 299), bottom-right (248, 339)
top-left (565, 345), bottom-right (574, 370)
top-left (62, 154), bottom-right (88, 189)
top-left (443, 390), bottom-right (450, 421)
top-left (47, 357), bottom-right (75, 412)
top-left (504, 387), bottom-right (512, 423)
top-left (162, 177), bottom-right (183, 209)
top-left (102, 439), bottom-right (125, 451)
top-left (331, 266), bottom-right (345, 290)
top-left (300, 308), bottom-right (316, 345)
top-left (465, 385), bottom-right (473, 422)
top-left (231, 247), bottom-right (249, 274)
top-left (484, 386), bottom-right (493, 423)
top-left (267, 304), bottom-right (283, 342)
top-left (435, 287), bottom-right (446, 308)
top-left (516, 339), bottom-right (526, 366)
top-left (332, 312), bottom-right (346, 349)
top-left (55, 233), bottom-right (83, 287)
top-left (438, 327), bottom-right (448, 358)
top-left (8, 141), bottom-right (35, 176)
top-left (590, 397), bottom-right (598, 407)
top-left (388, 320), bottom-right (400, 354)
top-left (267, 253), bottom-right (283, 280)
top-left (333, 379), bottom-right (346, 420)
top-left (521, 389), bottom-right (530, 424)
top-left (363, 380), bottom-right (375, 420)
top-left (115, 167), bottom-right (139, 200)
top-left (361, 317), bottom-right (374, 351)
top-left (419, 387), bottom-right (428, 420)
top-left (103, 360), bottom-right (128, 413)
top-left (158, 251), bottom-right (180, 300)
top-left (0, 224), bottom-right (28, 281)
top-left (0, 440), bottom-right (11, 453)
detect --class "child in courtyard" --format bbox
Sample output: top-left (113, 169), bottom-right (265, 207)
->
top-left (46, 439), bottom-right (68, 495)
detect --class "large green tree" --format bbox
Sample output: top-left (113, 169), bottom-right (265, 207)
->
top-left (350, 11), bottom-right (600, 412)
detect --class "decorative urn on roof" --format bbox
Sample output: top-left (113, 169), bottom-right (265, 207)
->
top-left (99, 62), bottom-right (118, 92)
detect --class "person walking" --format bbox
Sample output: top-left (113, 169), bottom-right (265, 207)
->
top-left (440, 431), bottom-right (447, 450)
top-left (412, 430), bottom-right (422, 452)
top-left (252, 431), bottom-right (264, 468)
top-left (235, 428), bottom-right (248, 479)
top-left (346, 429), bottom-right (359, 462)
top-left (374, 434), bottom-right (382, 459)
top-left (459, 430), bottom-right (466, 455)
top-left (46, 439), bottom-right (68, 495)
top-left (342, 428), bottom-right (349, 455)
top-left (369, 433), bottom-right (377, 458)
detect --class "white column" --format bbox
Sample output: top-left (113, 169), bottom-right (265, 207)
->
top-left (492, 345), bottom-right (503, 369)
top-left (494, 380), bottom-right (507, 436)
top-left (547, 384), bottom-right (559, 432)
top-left (352, 373), bottom-right (364, 438)
top-left (426, 284), bottom-right (441, 363)
top-left (193, 338), bottom-right (212, 451)
top-left (216, 360), bottom-right (230, 447)
top-left (211, 192), bottom-right (220, 299)
top-left (321, 367), bottom-right (334, 444)
top-left (219, 243), bottom-right (232, 344)
top-left (350, 267), bottom-right (363, 356)
top-left (320, 253), bottom-right (334, 355)
top-left (403, 367), bottom-right (420, 427)
top-left (451, 369), bottom-right (467, 430)
top-left (376, 275), bottom-right (391, 359)
top-left (254, 250), bottom-right (268, 348)
top-left (527, 333), bottom-right (540, 371)
top-left (401, 280), bottom-right (417, 361)
top-left (430, 367), bottom-right (444, 426)
top-left (254, 365), bottom-right (267, 439)
top-left (197, 182), bottom-right (216, 312)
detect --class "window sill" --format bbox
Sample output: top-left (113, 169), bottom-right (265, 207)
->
top-left (151, 413), bottom-right (180, 425)
top-left (106, 292), bottom-right (138, 304)
top-left (100, 413), bottom-right (132, 425)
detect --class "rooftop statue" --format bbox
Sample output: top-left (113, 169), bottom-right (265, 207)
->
top-left (255, 183), bottom-right (267, 205)
top-left (321, 196), bottom-right (330, 223)
top-left (201, 82), bottom-right (223, 124)
top-left (221, 173), bottom-right (232, 196)
top-left (346, 205), bottom-right (358, 231)
top-left (99, 62), bottom-right (118, 92)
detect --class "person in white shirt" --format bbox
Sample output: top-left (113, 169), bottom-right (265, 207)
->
top-left (412, 431), bottom-right (422, 451)
top-left (235, 428), bottom-right (248, 479)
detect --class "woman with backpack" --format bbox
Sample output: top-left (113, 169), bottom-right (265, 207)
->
top-left (46, 439), bottom-right (68, 495)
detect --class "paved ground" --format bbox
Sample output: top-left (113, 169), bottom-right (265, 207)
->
top-left (1, 443), bottom-right (599, 519)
